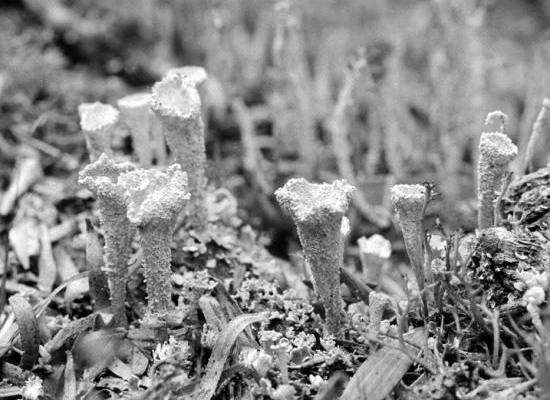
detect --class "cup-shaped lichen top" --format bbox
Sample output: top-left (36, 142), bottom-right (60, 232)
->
top-left (477, 132), bottom-right (517, 230)
top-left (78, 102), bottom-right (119, 160)
top-left (79, 153), bottom-right (136, 203)
top-left (391, 184), bottom-right (426, 286)
top-left (117, 93), bottom-right (153, 167)
top-left (150, 74), bottom-right (206, 229)
top-left (78, 153), bottom-right (136, 325)
top-left (275, 178), bottom-right (355, 336)
top-left (118, 164), bottom-right (190, 227)
top-left (118, 164), bottom-right (190, 315)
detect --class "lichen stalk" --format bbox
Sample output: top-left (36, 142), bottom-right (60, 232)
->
top-left (78, 102), bottom-right (119, 161)
top-left (78, 153), bottom-right (136, 326)
top-left (275, 178), bottom-right (355, 336)
top-left (477, 132), bottom-right (517, 230)
top-left (117, 93), bottom-right (154, 167)
top-left (151, 74), bottom-right (207, 229)
top-left (390, 184), bottom-right (428, 294)
top-left (140, 221), bottom-right (173, 314)
top-left (118, 164), bottom-right (189, 316)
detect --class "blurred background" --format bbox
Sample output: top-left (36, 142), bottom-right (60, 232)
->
top-left (1, 0), bottom-right (550, 257)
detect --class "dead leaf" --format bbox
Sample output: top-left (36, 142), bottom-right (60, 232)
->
top-left (53, 245), bottom-right (89, 310)
top-left (9, 218), bottom-right (39, 270)
top-left (38, 224), bottom-right (57, 292)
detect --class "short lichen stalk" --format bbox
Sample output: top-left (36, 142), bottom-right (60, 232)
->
top-left (477, 132), bottom-right (517, 230)
top-left (119, 164), bottom-right (189, 317)
top-left (78, 102), bottom-right (119, 161)
top-left (79, 154), bottom-right (136, 326)
top-left (275, 178), bottom-right (355, 336)
top-left (117, 93), bottom-right (154, 167)
top-left (151, 74), bottom-right (207, 229)
top-left (391, 184), bottom-right (429, 313)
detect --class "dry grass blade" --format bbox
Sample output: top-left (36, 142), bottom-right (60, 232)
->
top-left (85, 219), bottom-right (110, 310)
top-left (340, 328), bottom-right (426, 400)
top-left (8, 294), bottom-right (40, 369)
top-left (194, 312), bottom-right (268, 400)
top-left (62, 351), bottom-right (76, 400)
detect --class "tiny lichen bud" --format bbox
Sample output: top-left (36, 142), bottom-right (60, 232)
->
top-left (166, 65), bottom-right (208, 88)
top-left (150, 74), bottom-right (207, 229)
top-left (390, 184), bottom-right (428, 289)
top-left (368, 291), bottom-right (391, 335)
top-left (358, 234), bottom-right (391, 286)
top-left (119, 164), bottom-right (190, 315)
top-left (275, 178), bottom-right (355, 336)
top-left (117, 93), bottom-right (154, 167)
top-left (78, 102), bottom-right (119, 160)
top-left (477, 132), bottom-right (517, 230)
top-left (78, 153), bottom-right (136, 326)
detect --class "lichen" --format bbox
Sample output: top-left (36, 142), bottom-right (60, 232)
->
top-left (118, 164), bottom-right (189, 316)
top-left (78, 153), bottom-right (136, 325)
top-left (477, 132), bottom-right (517, 229)
top-left (150, 74), bottom-right (207, 229)
top-left (275, 178), bottom-right (355, 336)
top-left (78, 102), bottom-right (119, 160)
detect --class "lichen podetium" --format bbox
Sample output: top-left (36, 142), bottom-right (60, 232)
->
top-left (276, 178), bottom-right (355, 336)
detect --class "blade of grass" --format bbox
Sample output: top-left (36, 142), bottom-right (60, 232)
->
top-left (340, 328), bottom-right (426, 400)
top-left (194, 312), bottom-right (268, 400)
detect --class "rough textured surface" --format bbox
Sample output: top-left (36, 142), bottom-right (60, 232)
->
top-left (78, 153), bottom-right (136, 325)
top-left (477, 132), bottom-right (518, 229)
top-left (118, 164), bottom-right (189, 315)
top-left (140, 221), bottom-right (174, 314)
top-left (78, 102), bottom-right (120, 160)
top-left (275, 178), bottom-right (354, 336)
top-left (150, 74), bottom-right (207, 229)
top-left (390, 184), bottom-right (426, 287)
top-left (117, 93), bottom-right (154, 167)
top-left (118, 164), bottom-right (189, 226)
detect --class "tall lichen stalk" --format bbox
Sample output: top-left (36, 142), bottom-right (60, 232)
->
top-left (391, 184), bottom-right (429, 315)
top-left (151, 74), bottom-right (207, 230)
top-left (276, 178), bottom-right (354, 336)
top-left (78, 154), bottom-right (136, 326)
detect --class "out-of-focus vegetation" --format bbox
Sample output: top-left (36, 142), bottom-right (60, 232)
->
top-left (2, 1), bottom-right (550, 398)
top-left (3, 0), bottom-right (550, 243)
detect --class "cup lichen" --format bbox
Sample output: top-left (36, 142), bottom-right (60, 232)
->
top-left (78, 153), bottom-right (136, 325)
top-left (275, 177), bottom-right (355, 336)
top-left (118, 164), bottom-right (190, 316)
